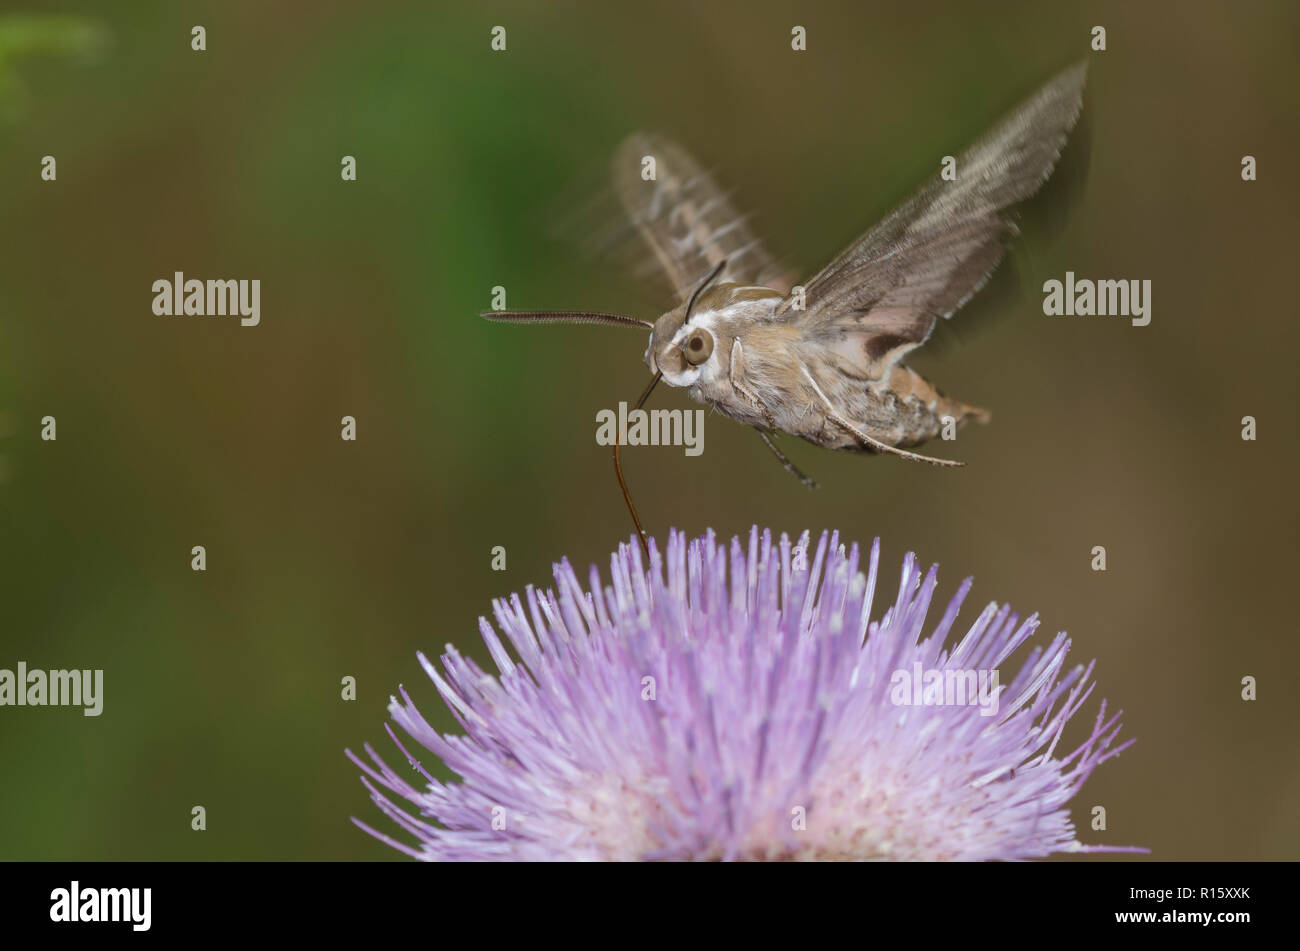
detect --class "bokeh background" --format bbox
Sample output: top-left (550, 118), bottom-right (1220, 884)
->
top-left (0, 0), bottom-right (1296, 860)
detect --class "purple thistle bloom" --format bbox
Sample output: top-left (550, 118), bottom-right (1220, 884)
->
top-left (348, 528), bottom-right (1140, 860)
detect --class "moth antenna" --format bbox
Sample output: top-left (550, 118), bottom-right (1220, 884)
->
top-left (614, 371), bottom-right (662, 561)
top-left (683, 258), bottom-right (728, 322)
top-left (480, 311), bottom-right (653, 329)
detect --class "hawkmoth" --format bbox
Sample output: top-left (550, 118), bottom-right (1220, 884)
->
top-left (485, 62), bottom-right (1087, 554)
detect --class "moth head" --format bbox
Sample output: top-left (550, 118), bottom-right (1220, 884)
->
top-left (644, 304), bottom-right (685, 375)
top-left (645, 300), bottom-right (724, 386)
top-left (645, 262), bottom-right (732, 386)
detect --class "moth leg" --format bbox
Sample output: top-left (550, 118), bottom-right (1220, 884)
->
top-left (799, 367), bottom-right (964, 468)
top-left (825, 411), bottom-right (964, 467)
top-left (729, 339), bottom-right (777, 429)
top-left (731, 339), bottom-right (816, 484)
top-left (755, 428), bottom-right (819, 488)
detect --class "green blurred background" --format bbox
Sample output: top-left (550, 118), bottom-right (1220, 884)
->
top-left (1, 0), bottom-right (1296, 860)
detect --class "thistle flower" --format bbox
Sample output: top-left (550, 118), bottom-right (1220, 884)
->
top-left (348, 528), bottom-right (1139, 861)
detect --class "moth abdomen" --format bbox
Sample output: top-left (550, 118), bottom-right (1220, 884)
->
top-left (804, 364), bottom-right (986, 453)
top-left (887, 366), bottom-right (989, 447)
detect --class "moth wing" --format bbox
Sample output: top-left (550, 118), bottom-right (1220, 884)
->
top-left (775, 61), bottom-right (1087, 379)
top-left (611, 132), bottom-right (789, 303)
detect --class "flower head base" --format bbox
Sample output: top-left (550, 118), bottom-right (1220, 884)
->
top-left (348, 528), bottom-right (1139, 860)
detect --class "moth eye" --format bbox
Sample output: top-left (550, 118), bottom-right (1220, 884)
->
top-left (683, 329), bottom-right (714, 366)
